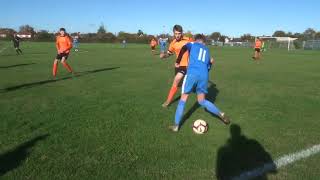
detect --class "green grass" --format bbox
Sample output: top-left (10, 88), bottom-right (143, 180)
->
top-left (0, 42), bottom-right (320, 179)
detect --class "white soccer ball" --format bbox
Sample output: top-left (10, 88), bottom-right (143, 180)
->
top-left (192, 119), bottom-right (208, 134)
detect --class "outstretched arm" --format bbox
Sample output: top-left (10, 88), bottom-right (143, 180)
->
top-left (160, 50), bottom-right (173, 59)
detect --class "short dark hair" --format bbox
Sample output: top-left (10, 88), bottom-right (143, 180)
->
top-left (194, 34), bottom-right (206, 42)
top-left (59, 28), bottom-right (66, 32)
top-left (173, 25), bottom-right (183, 32)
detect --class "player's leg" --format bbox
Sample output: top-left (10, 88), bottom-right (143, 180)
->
top-left (159, 46), bottom-right (164, 57)
top-left (257, 50), bottom-right (261, 60)
top-left (197, 79), bottom-right (230, 125)
top-left (169, 74), bottom-right (194, 132)
top-left (162, 70), bottom-right (185, 107)
top-left (253, 49), bottom-right (258, 60)
top-left (169, 93), bottom-right (189, 132)
top-left (61, 55), bottom-right (73, 73)
top-left (14, 44), bottom-right (20, 55)
top-left (17, 44), bottom-right (22, 54)
top-left (52, 58), bottom-right (59, 77)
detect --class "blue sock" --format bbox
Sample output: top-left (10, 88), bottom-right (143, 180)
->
top-left (199, 100), bottom-right (221, 116)
top-left (175, 100), bottom-right (186, 126)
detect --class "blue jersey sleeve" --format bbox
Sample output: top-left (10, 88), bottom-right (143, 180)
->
top-left (185, 42), bottom-right (193, 50)
top-left (176, 43), bottom-right (193, 64)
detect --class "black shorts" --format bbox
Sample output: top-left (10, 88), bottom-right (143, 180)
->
top-left (175, 66), bottom-right (187, 75)
top-left (13, 43), bottom-right (19, 48)
top-left (255, 48), bottom-right (261, 53)
top-left (151, 46), bottom-right (156, 50)
top-left (56, 53), bottom-right (69, 60)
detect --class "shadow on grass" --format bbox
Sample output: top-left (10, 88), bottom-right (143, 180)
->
top-left (0, 134), bottom-right (49, 176)
top-left (0, 63), bottom-right (36, 69)
top-left (0, 52), bottom-right (48, 57)
top-left (216, 124), bottom-right (277, 180)
top-left (179, 81), bottom-right (219, 127)
top-left (0, 67), bottom-right (120, 93)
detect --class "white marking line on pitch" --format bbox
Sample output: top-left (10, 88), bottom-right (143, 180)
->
top-left (232, 144), bottom-right (320, 180)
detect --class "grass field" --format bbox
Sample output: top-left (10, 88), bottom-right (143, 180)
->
top-left (0, 41), bottom-right (320, 179)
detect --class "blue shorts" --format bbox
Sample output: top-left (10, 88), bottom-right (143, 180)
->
top-left (182, 74), bottom-right (208, 94)
top-left (160, 45), bottom-right (166, 52)
top-left (73, 42), bottom-right (79, 48)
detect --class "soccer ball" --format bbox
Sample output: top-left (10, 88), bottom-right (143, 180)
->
top-left (192, 119), bottom-right (208, 134)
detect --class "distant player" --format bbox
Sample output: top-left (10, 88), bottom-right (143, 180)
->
top-left (122, 39), bottom-right (127, 48)
top-left (73, 32), bottom-right (80, 52)
top-left (252, 37), bottom-right (262, 61)
top-left (169, 34), bottom-right (230, 132)
top-left (150, 38), bottom-right (158, 55)
top-left (261, 40), bottom-right (266, 52)
top-left (12, 33), bottom-right (23, 55)
top-left (52, 28), bottom-right (74, 78)
top-left (160, 25), bottom-right (193, 107)
top-left (158, 36), bottom-right (168, 57)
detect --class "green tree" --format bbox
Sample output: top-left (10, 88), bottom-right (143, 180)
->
top-left (315, 32), bottom-right (320, 40)
top-left (34, 30), bottom-right (55, 41)
top-left (137, 29), bottom-right (144, 36)
top-left (19, 25), bottom-right (35, 36)
top-left (303, 28), bottom-right (317, 40)
top-left (219, 35), bottom-right (228, 43)
top-left (240, 33), bottom-right (255, 42)
top-left (210, 32), bottom-right (221, 41)
top-left (97, 24), bottom-right (107, 34)
top-left (272, 30), bottom-right (286, 37)
top-left (184, 31), bottom-right (193, 38)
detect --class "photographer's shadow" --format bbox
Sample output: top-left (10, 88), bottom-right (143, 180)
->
top-left (216, 124), bottom-right (277, 180)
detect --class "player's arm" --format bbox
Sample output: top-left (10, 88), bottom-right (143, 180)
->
top-left (176, 43), bottom-right (191, 67)
top-left (160, 41), bottom-right (174, 59)
top-left (160, 50), bottom-right (173, 59)
top-left (56, 38), bottom-right (61, 54)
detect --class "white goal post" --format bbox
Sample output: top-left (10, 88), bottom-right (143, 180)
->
top-left (258, 36), bottom-right (298, 51)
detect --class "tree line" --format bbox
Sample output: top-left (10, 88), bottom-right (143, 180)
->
top-left (1, 24), bottom-right (320, 43)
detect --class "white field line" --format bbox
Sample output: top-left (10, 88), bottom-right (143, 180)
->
top-left (232, 144), bottom-right (320, 180)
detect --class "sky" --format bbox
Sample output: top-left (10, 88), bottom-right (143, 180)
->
top-left (1, 0), bottom-right (320, 37)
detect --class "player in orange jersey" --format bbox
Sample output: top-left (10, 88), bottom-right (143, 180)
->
top-left (52, 28), bottom-right (74, 78)
top-left (160, 25), bottom-right (193, 107)
top-left (150, 38), bottom-right (158, 55)
top-left (252, 37), bottom-right (263, 61)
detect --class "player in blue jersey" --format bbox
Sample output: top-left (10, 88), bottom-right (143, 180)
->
top-left (169, 34), bottom-right (231, 132)
top-left (158, 36), bottom-right (168, 57)
top-left (73, 32), bottom-right (80, 52)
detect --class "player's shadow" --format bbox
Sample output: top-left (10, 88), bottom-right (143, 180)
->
top-left (216, 124), bottom-right (277, 180)
top-left (179, 81), bottom-right (219, 127)
top-left (0, 52), bottom-right (47, 57)
top-left (0, 67), bottom-right (120, 93)
top-left (0, 134), bottom-right (49, 176)
top-left (0, 63), bottom-right (36, 69)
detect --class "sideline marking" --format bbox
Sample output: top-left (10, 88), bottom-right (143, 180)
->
top-left (232, 144), bottom-right (320, 180)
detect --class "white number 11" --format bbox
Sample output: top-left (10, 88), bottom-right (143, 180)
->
top-left (198, 48), bottom-right (206, 62)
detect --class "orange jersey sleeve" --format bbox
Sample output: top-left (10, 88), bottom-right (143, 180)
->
top-left (168, 40), bottom-right (175, 53)
top-left (56, 36), bottom-right (60, 51)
